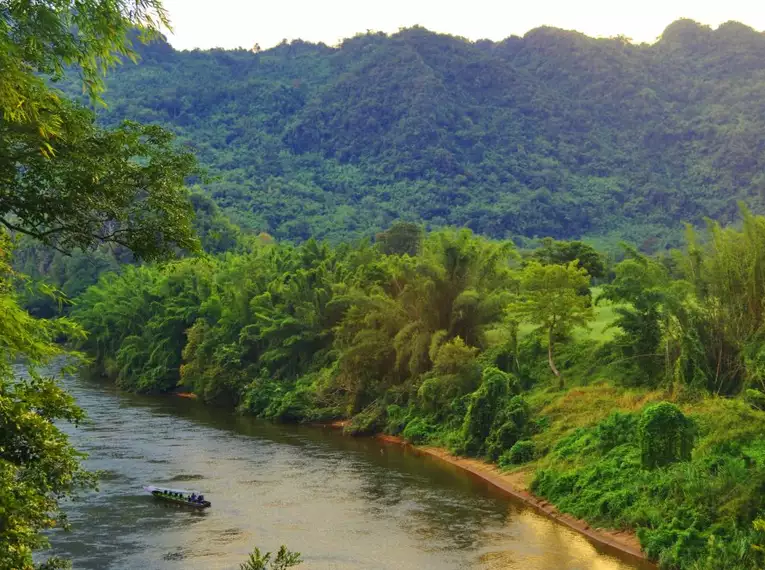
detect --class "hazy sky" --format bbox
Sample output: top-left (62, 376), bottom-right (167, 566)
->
top-left (160, 0), bottom-right (764, 51)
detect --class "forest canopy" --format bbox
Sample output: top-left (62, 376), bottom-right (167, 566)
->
top-left (62, 18), bottom-right (765, 250)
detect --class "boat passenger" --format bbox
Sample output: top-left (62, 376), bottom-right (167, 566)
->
top-left (198, 495), bottom-right (205, 503)
top-left (190, 493), bottom-right (197, 501)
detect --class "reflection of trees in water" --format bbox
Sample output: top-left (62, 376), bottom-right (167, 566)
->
top-left (355, 457), bottom-right (513, 552)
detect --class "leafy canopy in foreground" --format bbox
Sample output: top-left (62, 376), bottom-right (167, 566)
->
top-left (0, 1), bottom-right (200, 568)
top-left (0, 233), bottom-right (95, 570)
top-left (0, 0), bottom-right (168, 128)
top-left (1, 0), bottom-right (199, 259)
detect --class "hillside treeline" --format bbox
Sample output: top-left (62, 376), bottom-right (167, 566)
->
top-left (68, 19), bottom-right (765, 248)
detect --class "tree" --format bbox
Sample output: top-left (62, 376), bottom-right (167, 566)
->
top-left (240, 546), bottom-right (302, 570)
top-left (333, 229), bottom-right (515, 413)
top-left (376, 221), bottom-right (423, 256)
top-left (597, 246), bottom-right (672, 385)
top-left (1, 1), bottom-right (199, 260)
top-left (531, 238), bottom-right (606, 279)
top-left (0, 1), bottom-right (200, 568)
top-left (0, 234), bottom-right (96, 570)
top-left (1, 109), bottom-right (200, 258)
top-left (508, 261), bottom-right (594, 387)
top-left (1, 0), bottom-right (168, 130)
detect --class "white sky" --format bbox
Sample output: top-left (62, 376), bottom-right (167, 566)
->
top-left (160, 0), bottom-right (764, 51)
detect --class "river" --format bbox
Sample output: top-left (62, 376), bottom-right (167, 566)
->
top-left (42, 371), bottom-right (651, 570)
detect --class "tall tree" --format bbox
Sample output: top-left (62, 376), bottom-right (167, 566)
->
top-left (508, 261), bottom-right (594, 387)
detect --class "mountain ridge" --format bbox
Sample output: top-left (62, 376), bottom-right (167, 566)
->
top-left (73, 18), bottom-right (765, 250)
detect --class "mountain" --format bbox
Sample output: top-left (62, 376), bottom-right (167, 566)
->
top-left (68, 19), bottom-right (765, 250)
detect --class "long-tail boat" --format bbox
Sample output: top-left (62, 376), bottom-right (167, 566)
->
top-left (143, 485), bottom-right (211, 508)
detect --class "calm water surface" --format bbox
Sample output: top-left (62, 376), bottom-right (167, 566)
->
top-left (43, 372), bottom-right (651, 570)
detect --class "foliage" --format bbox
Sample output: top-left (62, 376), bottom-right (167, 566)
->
top-left (508, 261), bottom-right (594, 385)
top-left (595, 411), bottom-right (638, 452)
top-left (0, 0), bottom-right (168, 124)
top-left (376, 222), bottom-right (423, 256)
top-left (54, 20), bottom-right (765, 247)
top-left (0, 233), bottom-right (95, 570)
top-left (0, 2), bottom-right (201, 566)
top-left (456, 367), bottom-right (525, 459)
top-left (13, 193), bottom-right (242, 318)
top-left (402, 417), bottom-right (437, 444)
top-left (240, 546), bottom-right (302, 570)
top-left (532, 398), bottom-right (765, 570)
top-left (744, 389), bottom-right (765, 412)
top-left (530, 238), bottom-right (605, 279)
top-left (2, 0), bottom-right (200, 264)
top-left (70, 204), bottom-right (765, 570)
top-left (1, 111), bottom-right (200, 258)
top-left (500, 439), bottom-right (535, 467)
top-left (74, 260), bottom-right (215, 392)
top-left (597, 248), bottom-right (671, 386)
top-left (638, 402), bottom-right (695, 469)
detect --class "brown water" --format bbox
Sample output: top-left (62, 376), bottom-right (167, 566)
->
top-left (43, 372), bottom-right (651, 570)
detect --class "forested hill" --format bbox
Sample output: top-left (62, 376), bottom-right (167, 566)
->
top-left (79, 19), bottom-right (765, 248)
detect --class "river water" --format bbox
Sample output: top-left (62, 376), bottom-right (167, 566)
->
top-left (43, 372), bottom-right (650, 570)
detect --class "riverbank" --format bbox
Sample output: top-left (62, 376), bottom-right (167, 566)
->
top-left (323, 418), bottom-right (652, 565)
top-left (371, 432), bottom-right (653, 567)
top-left (62, 371), bottom-right (646, 570)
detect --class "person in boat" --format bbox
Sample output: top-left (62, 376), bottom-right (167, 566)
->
top-left (190, 493), bottom-right (197, 502)
top-left (197, 494), bottom-right (205, 504)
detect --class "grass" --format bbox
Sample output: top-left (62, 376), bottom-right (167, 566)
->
top-left (577, 289), bottom-right (623, 342)
top-left (525, 383), bottom-right (665, 460)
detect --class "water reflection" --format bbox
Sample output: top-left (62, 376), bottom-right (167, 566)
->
top-left (41, 373), bottom-right (650, 570)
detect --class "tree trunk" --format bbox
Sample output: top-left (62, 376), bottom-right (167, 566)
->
top-left (548, 323), bottom-right (563, 389)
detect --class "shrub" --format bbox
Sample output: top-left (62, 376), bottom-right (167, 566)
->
top-left (345, 404), bottom-right (384, 436)
top-left (240, 379), bottom-right (282, 417)
top-left (499, 440), bottom-right (535, 467)
top-left (384, 404), bottom-right (410, 435)
top-left (638, 402), bottom-right (695, 469)
top-left (402, 417), bottom-right (436, 444)
top-left (263, 382), bottom-right (316, 422)
top-left (596, 411), bottom-right (638, 452)
top-left (744, 389), bottom-right (765, 411)
top-left (458, 367), bottom-right (519, 456)
top-left (485, 395), bottom-right (530, 461)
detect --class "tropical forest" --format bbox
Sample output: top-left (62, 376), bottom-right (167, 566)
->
top-left (3, 2), bottom-right (765, 570)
